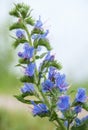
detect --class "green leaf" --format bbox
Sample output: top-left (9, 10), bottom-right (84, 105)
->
top-left (49, 60), bottom-right (62, 70)
top-left (33, 39), bottom-right (52, 51)
top-left (38, 39), bottom-right (52, 50)
top-left (15, 3), bottom-right (30, 18)
top-left (31, 28), bottom-right (44, 35)
top-left (41, 60), bottom-right (62, 71)
top-left (9, 8), bottom-right (20, 17)
top-left (9, 22), bottom-right (25, 30)
top-left (35, 52), bottom-right (47, 59)
top-left (71, 122), bottom-right (88, 130)
top-left (19, 58), bottom-right (30, 64)
top-left (14, 94), bottom-right (41, 104)
top-left (82, 103), bottom-right (88, 111)
top-left (20, 75), bottom-right (35, 83)
top-left (25, 17), bottom-right (35, 26)
top-left (13, 38), bottom-right (27, 48)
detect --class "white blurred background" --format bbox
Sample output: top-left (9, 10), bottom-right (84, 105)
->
top-left (0, 0), bottom-right (88, 82)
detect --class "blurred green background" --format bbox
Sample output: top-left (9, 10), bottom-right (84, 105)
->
top-left (0, 1), bottom-right (88, 130)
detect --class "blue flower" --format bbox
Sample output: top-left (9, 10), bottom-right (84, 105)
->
top-left (48, 67), bottom-right (56, 80)
top-left (57, 95), bottom-right (70, 112)
top-left (74, 106), bottom-right (82, 114)
top-left (34, 16), bottom-right (43, 29)
top-left (75, 88), bottom-right (87, 103)
top-left (55, 73), bottom-right (68, 92)
top-left (81, 115), bottom-right (88, 122)
top-left (32, 30), bottom-right (49, 40)
top-left (21, 83), bottom-right (35, 93)
top-left (18, 43), bottom-right (34, 59)
top-left (42, 79), bottom-right (54, 92)
top-left (16, 29), bottom-right (25, 38)
top-left (25, 62), bottom-right (36, 76)
top-left (75, 118), bottom-right (81, 126)
top-left (64, 121), bottom-right (68, 127)
top-left (32, 103), bottom-right (48, 116)
top-left (44, 51), bottom-right (55, 61)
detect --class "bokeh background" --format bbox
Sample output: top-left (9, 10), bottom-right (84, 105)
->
top-left (0, 0), bottom-right (88, 130)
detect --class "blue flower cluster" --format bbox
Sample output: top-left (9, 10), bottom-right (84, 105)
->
top-left (21, 83), bottom-right (35, 93)
top-left (18, 43), bottom-right (34, 59)
top-left (10, 4), bottom-right (88, 130)
top-left (32, 102), bottom-right (49, 116)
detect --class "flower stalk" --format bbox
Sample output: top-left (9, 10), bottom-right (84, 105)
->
top-left (9, 3), bottom-right (88, 130)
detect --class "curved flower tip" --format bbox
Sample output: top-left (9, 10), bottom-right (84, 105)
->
top-left (18, 43), bottom-right (34, 59)
top-left (48, 66), bottom-right (56, 80)
top-left (16, 29), bottom-right (25, 38)
top-left (32, 29), bottom-right (49, 40)
top-left (74, 106), bottom-right (82, 114)
top-left (75, 88), bottom-right (87, 103)
top-left (81, 115), bottom-right (88, 122)
top-left (34, 16), bottom-right (43, 29)
top-left (21, 83), bottom-right (35, 93)
top-left (25, 62), bottom-right (36, 76)
top-left (42, 79), bottom-right (54, 92)
top-left (32, 103), bottom-right (48, 116)
top-left (55, 73), bottom-right (68, 92)
top-left (44, 51), bottom-right (55, 61)
top-left (75, 118), bottom-right (81, 126)
top-left (57, 95), bottom-right (70, 112)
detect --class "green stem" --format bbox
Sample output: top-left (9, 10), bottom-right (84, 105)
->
top-left (40, 90), bottom-right (51, 109)
top-left (67, 121), bottom-right (70, 130)
top-left (55, 115), bottom-right (67, 130)
top-left (24, 24), bottom-right (32, 46)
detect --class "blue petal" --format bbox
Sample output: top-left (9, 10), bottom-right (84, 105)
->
top-left (21, 83), bottom-right (35, 93)
top-left (25, 63), bottom-right (36, 76)
top-left (16, 29), bottom-right (25, 38)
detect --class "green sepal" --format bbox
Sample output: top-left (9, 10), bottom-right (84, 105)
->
top-left (49, 111), bottom-right (57, 121)
top-left (82, 103), bottom-right (88, 111)
top-left (19, 58), bottom-right (30, 64)
top-left (48, 60), bottom-right (62, 70)
top-left (9, 22), bottom-right (25, 30)
top-left (31, 28), bottom-right (44, 35)
top-left (14, 94), bottom-right (42, 104)
top-left (25, 17), bottom-right (35, 26)
top-left (13, 38), bottom-right (27, 48)
top-left (41, 60), bottom-right (62, 71)
top-left (15, 3), bottom-right (30, 19)
top-left (71, 119), bottom-right (88, 130)
top-left (9, 8), bottom-right (20, 17)
top-left (35, 111), bottom-right (50, 118)
top-left (35, 52), bottom-right (47, 59)
top-left (38, 39), bottom-right (52, 51)
top-left (20, 75), bottom-right (35, 83)
top-left (34, 38), bottom-right (52, 51)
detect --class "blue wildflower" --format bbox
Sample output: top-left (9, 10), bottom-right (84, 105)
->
top-left (74, 106), bottom-right (82, 114)
top-left (34, 16), bottom-right (43, 29)
top-left (40, 30), bottom-right (49, 38)
top-left (81, 115), bottom-right (88, 122)
top-left (48, 67), bottom-right (56, 80)
top-left (25, 62), bottom-right (36, 76)
top-left (32, 30), bottom-right (49, 40)
top-left (57, 95), bottom-right (70, 112)
top-left (18, 43), bottom-right (34, 59)
top-left (75, 118), bottom-right (81, 126)
top-left (55, 73), bottom-right (68, 92)
top-left (16, 29), bottom-right (25, 38)
top-left (32, 103), bottom-right (48, 116)
top-left (21, 83), bottom-right (35, 93)
top-left (75, 88), bottom-right (87, 103)
top-left (44, 51), bottom-right (55, 61)
top-left (42, 79), bottom-right (54, 92)
top-left (64, 121), bottom-right (68, 127)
